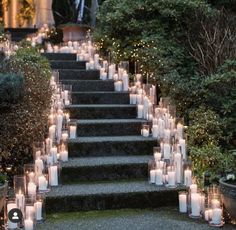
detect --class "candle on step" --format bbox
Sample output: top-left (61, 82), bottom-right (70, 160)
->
top-left (49, 165), bottom-right (58, 186)
top-left (137, 105), bottom-right (144, 118)
top-left (179, 139), bottom-right (186, 160)
top-left (191, 193), bottom-right (201, 217)
top-left (136, 94), bottom-right (142, 105)
top-left (177, 122), bottom-right (184, 139)
top-left (69, 125), bottom-right (77, 139)
top-left (184, 168), bottom-right (192, 187)
top-left (174, 152), bottom-right (182, 184)
top-left (50, 147), bottom-right (58, 164)
top-left (129, 94), bottom-right (137, 104)
top-left (24, 219), bottom-right (33, 230)
top-left (163, 143), bottom-right (171, 160)
top-left (190, 184), bottom-right (197, 194)
top-left (38, 175), bottom-right (47, 191)
top-left (60, 150), bottom-right (68, 162)
top-left (142, 128), bottom-right (149, 137)
top-left (168, 171), bottom-right (176, 187)
top-left (152, 125), bottom-right (158, 138)
top-left (101, 71), bottom-right (107, 81)
top-left (155, 169), bottom-right (163, 185)
top-left (16, 189), bottom-right (25, 212)
top-left (122, 71), bottom-right (129, 91)
top-left (35, 158), bottom-right (44, 175)
top-left (179, 192), bottom-right (187, 213)
top-left (154, 152), bottom-right (162, 162)
top-left (114, 81), bottom-right (122, 92)
top-left (211, 199), bottom-right (220, 209)
top-left (94, 54), bottom-right (99, 69)
top-left (28, 182), bottom-right (36, 196)
top-left (34, 201), bottom-right (43, 221)
top-left (49, 125), bottom-right (56, 140)
top-left (204, 208), bottom-right (213, 221)
top-left (150, 170), bottom-right (156, 184)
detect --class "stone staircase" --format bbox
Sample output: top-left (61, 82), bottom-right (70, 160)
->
top-left (44, 53), bottom-right (184, 214)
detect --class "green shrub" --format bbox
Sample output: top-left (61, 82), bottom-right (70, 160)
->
top-left (0, 73), bottom-right (24, 106)
top-left (0, 47), bottom-right (52, 177)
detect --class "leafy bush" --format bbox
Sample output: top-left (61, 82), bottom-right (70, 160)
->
top-left (0, 47), bottom-right (52, 177)
top-left (0, 73), bottom-right (24, 106)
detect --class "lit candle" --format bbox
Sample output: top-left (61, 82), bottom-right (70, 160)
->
top-left (34, 201), bottom-right (43, 221)
top-left (191, 193), bottom-right (201, 217)
top-left (114, 81), bottom-right (123, 91)
top-left (24, 219), bottom-right (33, 230)
top-left (28, 182), bottom-right (36, 196)
top-left (179, 139), bottom-right (186, 160)
top-left (190, 184), bottom-right (197, 193)
top-left (204, 208), bottom-right (213, 221)
top-left (50, 147), bottom-right (58, 164)
top-left (179, 193), bottom-right (187, 213)
top-left (61, 132), bottom-right (69, 142)
top-left (60, 150), bottom-right (68, 162)
top-left (154, 152), bottom-right (162, 161)
top-left (212, 208), bottom-right (222, 225)
top-left (174, 152), bottom-right (182, 184)
top-left (168, 171), bottom-right (176, 186)
top-left (129, 94), bottom-right (137, 104)
top-left (155, 169), bottom-right (163, 185)
top-left (49, 125), bottom-right (56, 140)
top-left (137, 105), bottom-right (144, 118)
top-left (35, 158), bottom-right (44, 175)
top-left (211, 199), bottom-right (220, 209)
top-left (16, 189), bottom-right (25, 212)
top-left (142, 128), bottom-right (149, 137)
top-left (177, 123), bottom-right (183, 139)
top-left (26, 205), bottom-right (35, 219)
top-left (136, 94), bottom-right (142, 104)
top-left (152, 125), bottom-right (159, 138)
top-left (122, 71), bottom-right (129, 91)
top-left (38, 175), bottom-right (47, 191)
top-left (28, 172), bottom-right (35, 182)
top-left (150, 170), bottom-right (156, 184)
top-left (163, 143), bottom-right (171, 160)
top-left (69, 125), bottom-right (77, 139)
top-left (184, 169), bottom-right (192, 187)
top-left (49, 165), bottom-right (58, 186)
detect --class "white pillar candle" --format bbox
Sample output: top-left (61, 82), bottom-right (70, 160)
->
top-left (129, 94), bottom-right (137, 104)
top-left (49, 165), bottom-right (58, 186)
top-left (108, 65), bottom-right (114, 79)
top-left (122, 71), bottom-right (129, 91)
top-left (101, 71), bottom-right (107, 80)
top-left (28, 172), bottom-right (35, 182)
top-left (152, 125), bottom-right (159, 138)
top-left (184, 169), bottom-right (192, 187)
top-left (16, 190), bottom-right (25, 212)
top-left (28, 182), bottom-right (36, 196)
top-left (38, 175), bottom-right (47, 191)
top-left (164, 129), bottom-right (171, 142)
top-left (114, 81), bottom-right (122, 91)
top-left (45, 138), bottom-right (52, 155)
top-left (86, 62), bottom-right (90, 70)
top-left (191, 193), bottom-right (201, 217)
top-left (212, 208), bottom-right (222, 225)
top-left (155, 169), bottom-right (163, 185)
top-left (174, 152), bottom-right (182, 184)
top-left (24, 219), bottom-right (33, 230)
top-left (69, 125), bottom-right (77, 139)
top-left (46, 155), bottom-right (53, 166)
top-left (179, 193), bottom-right (187, 213)
top-left (7, 203), bottom-right (18, 229)
top-left (142, 128), bottom-right (149, 137)
top-left (190, 184), bottom-right (198, 194)
top-left (26, 205), bottom-right (34, 219)
top-left (89, 60), bottom-right (95, 70)
top-left (35, 158), bottom-right (44, 175)
top-left (50, 147), bottom-right (58, 164)
top-left (137, 105), bottom-right (144, 118)
top-left (163, 143), bottom-right (171, 160)
top-left (118, 67), bottom-right (124, 79)
top-left (68, 41), bottom-right (72, 47)
top-left (179, 139), bottom-right (186, 160)
top-left (34, 201), bottom-right (43, 221)
top-left (56, 114), bottom-right (63, 141)
top-left (168, 171), bottom-right (176, 186)
top-left (49, 125), bottom-right (56, 140)
top-left (61, 132), bottom-right (69, 142)
top-left (204, 209), bottom-right (213, 221)
top-left (136, 94), bottom-right (142, 104)
top-left (60, 150), bottom-right (68, 162)
top-left (143, 96), bottom-right (149, 119)
top-left (154, 152), bottom-right (162, 162)
top-left (150, 170), bottom-right (156, 184)
top-left (94, 54), bottom-right (99, 68)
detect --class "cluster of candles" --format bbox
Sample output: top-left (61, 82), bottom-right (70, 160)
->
top-left (5, 70), bottom-right (74, 230)
top-left (179, 185), bottom-right (224, 227)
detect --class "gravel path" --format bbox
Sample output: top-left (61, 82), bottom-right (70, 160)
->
top-left (36, 208), bottom-right (236, 230)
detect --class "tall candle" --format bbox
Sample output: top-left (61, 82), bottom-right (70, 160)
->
top-left (16, 189), bottom-right (25, 212)
top-left (60, 150), bottom-right (68, 162)
top-left (155, 169), bottom-right (163, 185)
top-left (34, 201), bottom-right (43, 221)
top-left (137, 105), bottom-right (144, 118)
top-left (24, 219), bottom-right (33, 230)
top-left (150, 170), bottom-right (156, 184)
top-left (50, 147), bottom-right (58, 164)
top-left (152, 125), bottom-right (159, 138)
top-left (122, 71), bottom-right (129, 91)
top-left (177, 123), bottom-right (184, 139)
top-left (191, 193), bottom-right (201, 217)
top-left (179, 193), bottom-right (187, 213)
top-left (163, 143), bottom-right (171, 160)
top-left (49, 125), bottom-right (56, 140)
top-left (184, 169), bottom-right (192, 187)
top-left (179, 139), bottom-right (186, 160)
top-left (49, 165), bottom-right (58, 186)
top-left (174, 152), bottom-right (182, 184)
top-left (35, 158), bottom-right (44, 175)
top-left (168, 171), bottom-right (176, 186)
top-left (70, 125), bottom-right (77, 139)
top-left (38, 175), bottom-right (47, 191)
top-left (28, 182), bottom-right (36, 196)
top-left (190, 184), bottom-right (197, 194)
top-left (114, 81), bottom-right (122, 91)
top-left (25, 205), bottom-right (34, 219)
top-left (212, 208), bottom-right (222, 225)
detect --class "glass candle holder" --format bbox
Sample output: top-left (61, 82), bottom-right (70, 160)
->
top-left (24, 164), bottom-right (36, 188)
top-left (32, 141), bottom-right (45, 161)
top-left (61, 129), bottom-right (69, 143)
top-left (37, 174), bottom-right (50, 193)
top-left (62, 84), bottom-right (72, 106)
top-left (69, 122), bottom-right (77, 139)
top-left (14, 175), bottom-right (26, 195)
top-left (141, 124), bottom-right (150, 137)
top-left (166, 165), bottom-right (177, 188)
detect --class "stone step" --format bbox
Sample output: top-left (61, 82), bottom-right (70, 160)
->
top-left (50, 60), bottom-right (86, 69)
top-left (68, 136), bottom-right (157, 157)
top-left (60, 80), bottom-right (114, 92)
top-left (75, 119), bottom-right (146, 137)
top-left (61, 156), bottom-right (150, 183)
top-left (42, 53), bottom-right (77, 61)
top-left (67, 104), bottom-right (137, 119)
top-left (72, 92), bottom-right (129, 105)
top-left (46, 181), bottom-right (185, 213)
top-left (59, 69), bottom-right (100, 80)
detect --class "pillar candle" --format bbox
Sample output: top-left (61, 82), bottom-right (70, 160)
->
top-left (114, 81), bottom-right (122, 91)
top-left (49, 125), bottom-right (56, 140)
top-left (211, 199), bottom-right (220, 209)
top-left (24, 219), bottom-right (33, 230)
top-left (56, 114), bottom-right (63, 141)
top-left (152, 125), bottom-right (159, 138)
top-left (190, 184), bottom-right (197, 194)
top-left (137, 105), bottom-right (144, 118)
top-left (163, 143), bottom-right (171, 160)
top-left (28, 182), bottom-right (36, 196)
top-left (35, 158), bottom-right (44, 175)
top-left (38, 175), bottom-right (47, 191)
top-left (155, 169), bottom-right (163, 185)
top-left (16, 190), bottom-right (25, 212)
top-left (61, 132), bottom-right (69, 142)
top-left (150, 170), bottom-right (156, 184)
top-left (174, 152), bottom-right (182, 184)
top-left (177, 123), bottom-right (184, 139)
top-left (168, 171), bottom-right (176, 186)
top-left (49, 165), bottom-right (58, 186)
top-left (70, 125), bottom-right (77, 139)
top-left (45, 138), bottom-right (52, 155)
top-left (154, 152), bottom-right (162, 162)
top-left (142, 128), bottom-right (149, 137)
top-left (108, 65), bottom-right (114, 79)
top-left (184, 169), bottom-right (192, 187)
top-left (130, 94), bottom-right (137, 104)
top-left (46, 155), bottom-right (53, 166)
top-left (191, 193), bottom-right (201, 217)
top-left (101, 71), bottom-right (107, 80)
top-left (50, 147), bottom-right (58, 164)
top-left (179, 193), bottom-right (187, 213)
top-left (179, 139), bottom-right (186, 160)
top-left (164, 129), bottom-right (171, 142)
top-left (136, 94), bottom-right (142, 105)
top-left (60, 150), bottom-right (68, 162)
top-left (122, 71), bottom-right (129, 91)
top-left (204, 209), bottom-right (213, 221)
top-left (94, 54), bottom-right (99, 68)
top-left (34, 201), bottom-right (43, 221)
